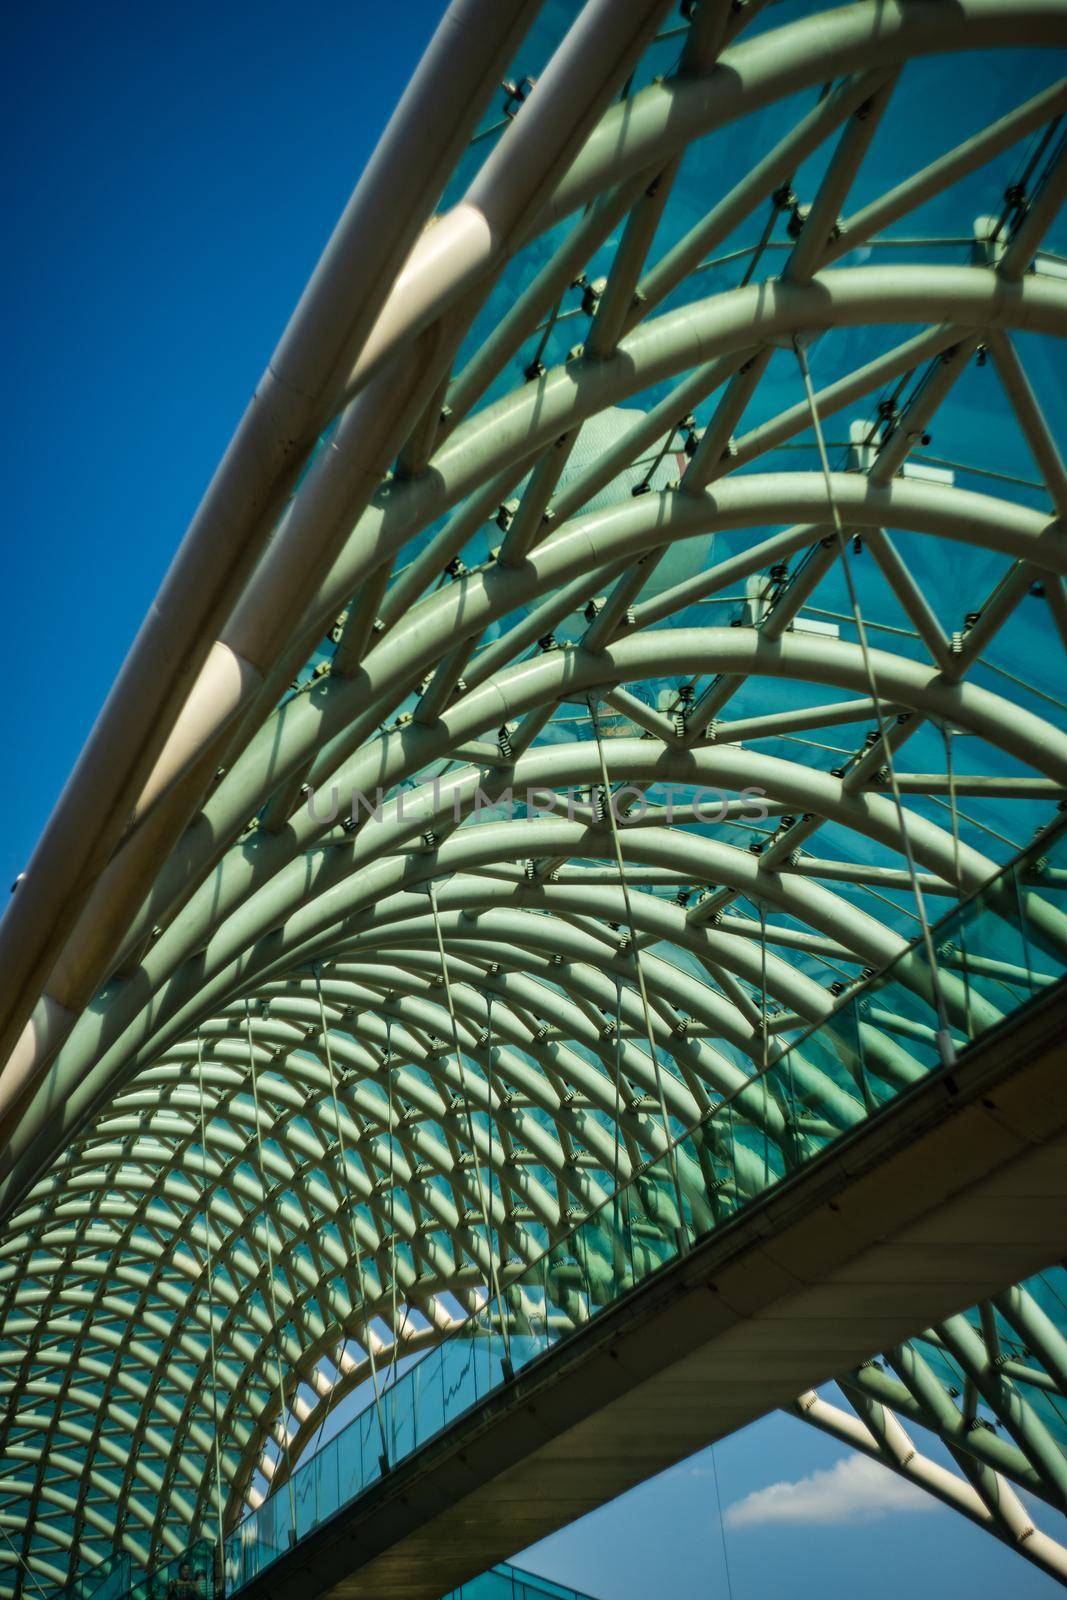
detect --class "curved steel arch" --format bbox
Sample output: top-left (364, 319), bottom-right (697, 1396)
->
top-left (2, 1), bottom-right (1067, 1593)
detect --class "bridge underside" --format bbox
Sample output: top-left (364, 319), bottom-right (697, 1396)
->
top-left (2, 2), bottom-right (1067, 1596)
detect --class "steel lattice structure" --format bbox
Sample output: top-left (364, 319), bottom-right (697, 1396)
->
top-left (2, 1), bottom-right (1067, 1594)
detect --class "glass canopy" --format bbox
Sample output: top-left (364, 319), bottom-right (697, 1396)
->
top-left (1, 1), bottom-right (1065, 1595)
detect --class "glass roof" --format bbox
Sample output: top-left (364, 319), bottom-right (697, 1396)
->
top-left (2, 1), bottom-right (1066, 1594)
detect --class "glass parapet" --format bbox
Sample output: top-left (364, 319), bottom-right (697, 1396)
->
top-left (444, 1562), bottom-right (596, 1600)
top-left (53, 1551), bottom-right (133, 1600)
top-left (73, 1542), bottom-right (217, 1600)
top-left (128, 1543), bottom-right (216, 1600)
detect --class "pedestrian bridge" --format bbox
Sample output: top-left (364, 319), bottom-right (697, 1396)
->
top-left (99, 821), bottom-right (1067, 1599)
top-left (4, 2), bottom-right (1067, 1596)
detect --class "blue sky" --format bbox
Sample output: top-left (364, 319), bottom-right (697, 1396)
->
top-left (519, 1401), bottom-right (1066, 1598)
top-left (3, 5), bottom-right (1064, 1597)
top-left (2, 0), bottom-right (445, 892)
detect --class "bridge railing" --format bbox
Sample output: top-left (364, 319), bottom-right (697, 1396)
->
top-left (52, 1550), bottom-right (132, 1600)
top-left (53, 1542), bottom-right (216, 1600)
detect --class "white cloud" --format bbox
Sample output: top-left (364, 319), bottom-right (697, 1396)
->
top-left (723, 1451), bottom-right (939, 1529)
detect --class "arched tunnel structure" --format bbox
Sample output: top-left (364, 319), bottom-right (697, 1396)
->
top-left (2, 2), bottom-right (1067, 1595)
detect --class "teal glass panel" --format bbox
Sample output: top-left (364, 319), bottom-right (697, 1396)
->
top-left (124, 1541), bottom-right (215, 1600)
top-left (444, 1560), bottom-right (599, 1600)
top-left (54, 1551), bottom-right (133, 1600)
